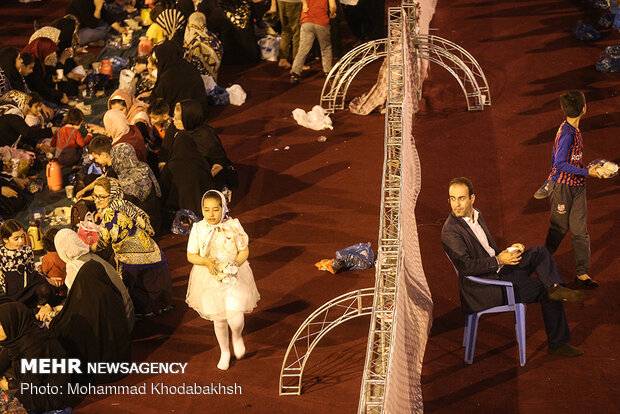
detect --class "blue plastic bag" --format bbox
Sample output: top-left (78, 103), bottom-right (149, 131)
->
top-left (596, 56), bottom-right (620, 72)
top-left (207, 86), bottom-right (230, 106)
top-left (598, 13), bottom-right (615, 28)
top-left (572, 21), bottom-right (601, 41)
top-left (335, 242), bottom-right (375, 271)
top-left (171, 209), bottom-right (201, 235)
top-left (604, 45), bottom-right (620, 57)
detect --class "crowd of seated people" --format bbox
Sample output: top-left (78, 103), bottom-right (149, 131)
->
top-left (0, 0), bottom-right (385, 410)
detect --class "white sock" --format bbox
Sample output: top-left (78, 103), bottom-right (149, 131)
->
top-left (213, 320), bottom-right (231, 370)
top-left (228, 313), bottom-right (245, 359)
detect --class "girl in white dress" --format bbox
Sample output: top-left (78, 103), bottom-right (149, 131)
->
top-left (186, 190), bottom-right (260, 370)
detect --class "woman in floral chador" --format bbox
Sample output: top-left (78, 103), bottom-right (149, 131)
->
top-left (186, 190), bottom-right (259, 370)
top-left (92, 177), bottom-right (172, 318)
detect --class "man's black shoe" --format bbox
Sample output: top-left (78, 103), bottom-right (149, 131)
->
top-left (548, 343), bottom-right (584, 357)
top-left (290, 73), bottom-right (300, 84)
top-left (575, 275), bottom-right (599, 289)
top-left (548, 284), bottom-right (584, 302)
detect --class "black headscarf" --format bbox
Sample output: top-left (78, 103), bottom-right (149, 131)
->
top-left (51, 16), bottom-right (78, 51)
top-left (0, 48), bottom-right (27, 93)
top-left (0, 302), bottom-right (73, 413)
top-left (160, 130), bottom-right (215, 215)
top-left (50, 260), bottom-right (131, 384)
top-left (151, 40), bottom-right (209, 117)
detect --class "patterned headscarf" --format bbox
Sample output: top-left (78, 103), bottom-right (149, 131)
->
top-left (156, 9), bottom-right (186, 40)
top-left (183, 12), bottom-right (223, 80)
top-left (184, 12), bottom-right (207, 45)
top-left (101, 178), bottom-right (155, 235)
top-left (28, 26), bottom-right (61, 45)
top-left (0, 90), bottom-right (30, 117)
top-left (110, 143), bottom-right (161, 202)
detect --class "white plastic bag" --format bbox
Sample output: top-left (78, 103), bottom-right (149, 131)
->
top-left (118, 69), bottom-right (137, 95)
top-left (292, 105), bottom-right (334, 131)
top-left (226, 84), bottom-right (247, 106)
top-left (70, 65), bottom-right (87, 78)
top-left (258, 35), bottom-right (280, 62)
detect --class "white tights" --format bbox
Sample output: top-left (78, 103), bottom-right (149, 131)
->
top-left (213, 313), bottom-right (245, 370)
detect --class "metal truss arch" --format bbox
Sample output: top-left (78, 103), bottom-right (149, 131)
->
top-left (279, 288), bottom-right (376, 396)
top-left (320, 36), bottom-right (490, 113)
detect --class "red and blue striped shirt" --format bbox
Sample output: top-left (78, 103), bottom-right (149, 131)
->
top-left (549, 121), bottom-right (588, 186)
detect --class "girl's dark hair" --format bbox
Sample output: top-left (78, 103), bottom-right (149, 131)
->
top-left (19, 52), bottom-right (35, 66)
top-left (1, 219), bottom-right (23, 241)
top-left (203, 192), bottom-right (222, 206)
top-left (28, 92), bottom-right (44, 106)
top-left (63, 108), bottom-right (85, 125)
top-left (178, 99), bottom-right (204, 130)
top-left (42, 228), bottom-right (60, 252)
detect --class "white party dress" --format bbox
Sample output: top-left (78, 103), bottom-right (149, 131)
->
top-left (185, 218), bottom-right (260, 320)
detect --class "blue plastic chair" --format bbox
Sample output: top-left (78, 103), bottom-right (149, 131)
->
top-left (447, 257), bottom-right (527, 366)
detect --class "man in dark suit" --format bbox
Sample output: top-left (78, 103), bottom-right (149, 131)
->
top-left (441, 177), bottom-right (585, 357)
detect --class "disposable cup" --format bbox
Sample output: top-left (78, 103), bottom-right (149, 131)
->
top-left (65, 185), bottom-right (74, 199)
top-left (56, 68), bottom-right (64, 80)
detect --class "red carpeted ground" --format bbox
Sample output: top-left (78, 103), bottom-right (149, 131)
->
top-left (1, 0), bottom-right (619, 413)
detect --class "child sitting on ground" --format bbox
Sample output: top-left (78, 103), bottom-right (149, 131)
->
top-left (40, 228), bottom-right (66, 292)
top-left (0, 219), bottom-right (55, 307)
top-left (147, 98), bottom-right (170, 169)
top-left (24, 93), bottom-right (45, 127)
top-left (49, 108), bottom-right (93, 166)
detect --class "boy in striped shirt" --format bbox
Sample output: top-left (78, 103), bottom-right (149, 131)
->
top-left (544, 90), bottom-right (601, 288)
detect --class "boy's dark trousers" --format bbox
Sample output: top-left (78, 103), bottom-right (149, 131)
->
top-left (545, 181), bottom-right (590, 276)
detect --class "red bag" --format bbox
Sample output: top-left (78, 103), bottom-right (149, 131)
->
top-left (77, 212), bottom-right (99, 246)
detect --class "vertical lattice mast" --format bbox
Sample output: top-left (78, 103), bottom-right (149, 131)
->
top-left (357, 7), bottom-right (405, 414)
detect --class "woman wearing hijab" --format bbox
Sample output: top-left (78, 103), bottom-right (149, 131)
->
top-left (49, 260), bottom-right (131, 384)
top-left (150, 40), bottom-right (209, 117)
top-left (91, 176), bottom-right (173, 318)
top-left (175, 99), bottom-right (234, 190)
top-left (87, 109), bottom-right (147, 162)
top-left (184, 12), bottom-right (223, 81)
top-left (0, 302), bottom-right (73, 412)
top-left (22, 38), bottom-right (68, 105)
top-left (197, 0), bottom-right (260, 65)
top-left (155, 8), bottom-right (187, 45)
top-left (0, 90), bottom-right (54, 148)
top-left (0, 48), bottom-right (35, 94)
top-left (51, 15), bottom-right (80, 52)
top-left (160, 127), bottom-right (215, 218)
top-left (109, 143), bottom-right (162, 231)
top-left (107, 88), bottom-right (152, 145)
top-left (48, 228), bottom-right (135, 331)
